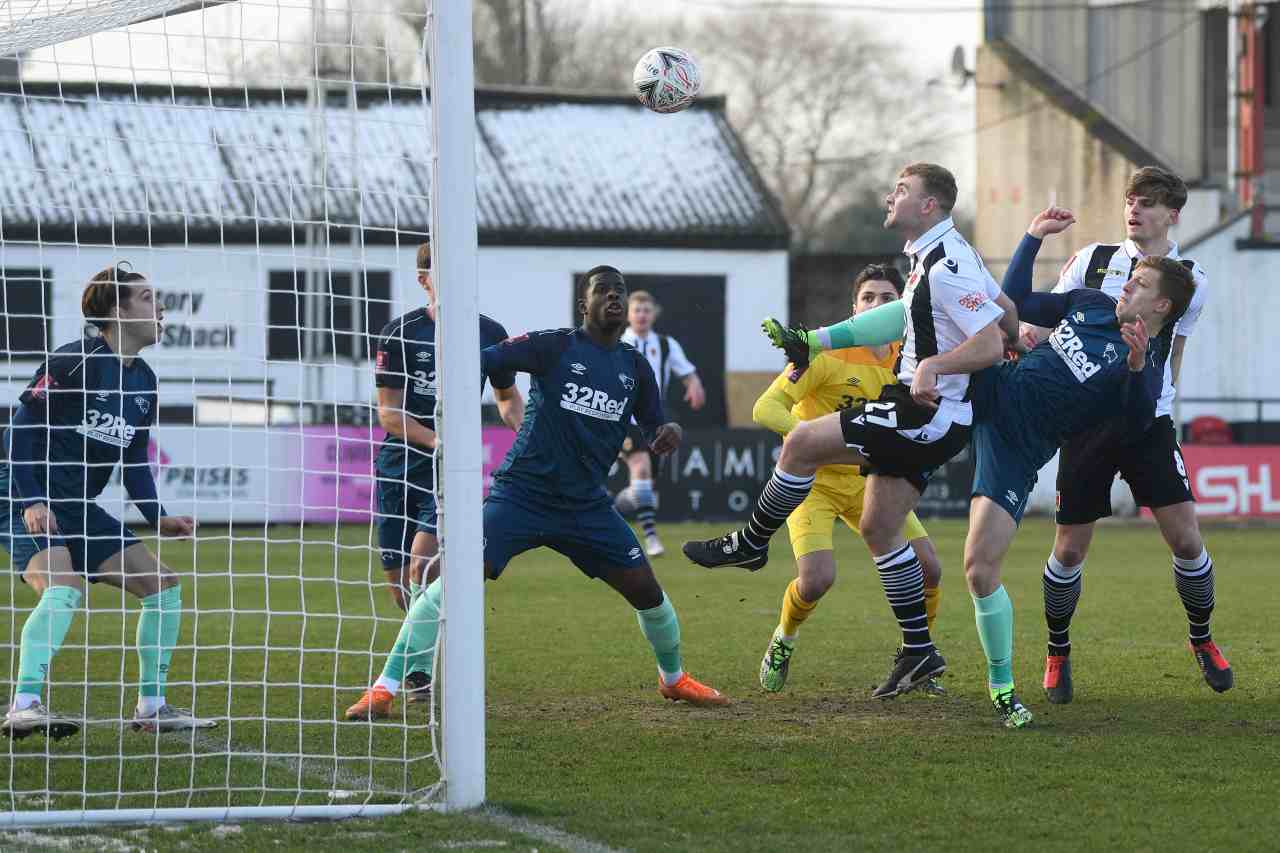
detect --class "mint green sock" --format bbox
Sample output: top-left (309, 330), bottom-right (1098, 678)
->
top-left (636, 593), bottom-right (682, 678)
top-left (137, 585), bottom-right (182, 698)
top-left (814, 299), bottom-right (908, 350)
top-left (406, 575), bottom-right (430, 676)
top-left (973, 585), bottom-right (1014, 692)
top-left (16, 585), bottom-right (82, 696)
top-left (382, 578), bottom-right (442, 684)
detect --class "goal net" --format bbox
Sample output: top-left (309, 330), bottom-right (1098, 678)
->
top-left (0, 0), bottom-right (485, 825)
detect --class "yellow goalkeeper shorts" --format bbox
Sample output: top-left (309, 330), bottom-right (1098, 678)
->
top-left (786, 478), bottom-right (929, 559)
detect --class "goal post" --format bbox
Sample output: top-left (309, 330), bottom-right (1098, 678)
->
top-left (0, 0), bottom-right (485, 827)
top-left (429, 0), bottom-right (486, 814)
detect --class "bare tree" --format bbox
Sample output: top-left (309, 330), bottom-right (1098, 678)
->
top-left (699, 10), bottom-right (951, 251)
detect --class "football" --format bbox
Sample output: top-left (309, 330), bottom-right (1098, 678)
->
top-left (632, 47), bottom-right (702, 114)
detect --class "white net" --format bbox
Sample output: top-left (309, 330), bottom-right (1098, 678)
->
top-left (0, 0), bottom-right (474, 824)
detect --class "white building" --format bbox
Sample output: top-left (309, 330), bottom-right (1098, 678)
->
top-left (0, 82), bottom-right (790, 431)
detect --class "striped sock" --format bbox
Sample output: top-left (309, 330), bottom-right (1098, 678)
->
top-left (1173, 548), bottom-right (1215, 643)
top-left (1043, 556), bottom-right (1083, 657)
top-left (740, 467), bottom-right (814, 551)
top-left (874, 544), bottom-right (933, 654)
top-left (632, 479), bottom-right (659, 540)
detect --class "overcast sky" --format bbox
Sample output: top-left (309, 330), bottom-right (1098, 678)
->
top-left (15, 0), bottom-right (982, 213)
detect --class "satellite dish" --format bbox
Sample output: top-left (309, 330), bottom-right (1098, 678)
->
top-left (950, 45), bottom-right (975, 90)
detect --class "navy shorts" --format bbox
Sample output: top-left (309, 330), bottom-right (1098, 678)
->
top-left (1, 498), bottom-right (139, 580)
top-left (1056, 415), bottom-right (1194, 524)
top-left (483, 493), bottom-right (646, 579)
top-left (970, 420), bottom-right (1042, 524)
top-left (376, 477), bottom-right (437, 571)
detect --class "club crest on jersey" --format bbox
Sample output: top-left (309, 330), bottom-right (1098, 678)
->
top-left (1102, 343), bottom-right (1119, 364)
top-left (570, 362), bottom-right (587, 376)
top-left (1074, 312), bottom-right (1085, 322)
top-left (1048, 320), bottom-right (1102, 382)
top-left (618, 373), bottom-right (636, 391)
top-left (560, 382), bottom-right (628, 421)
top-left (135, 396), bottom-right (150, 414)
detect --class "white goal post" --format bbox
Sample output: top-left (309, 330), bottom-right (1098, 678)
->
top-left (0, 0), bottom-right (484, 826)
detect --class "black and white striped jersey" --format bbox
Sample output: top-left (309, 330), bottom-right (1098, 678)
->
top-left (1053, 238), bottom-right (1207, 419)
top-left (900, 217), bottom-right (1005, 422)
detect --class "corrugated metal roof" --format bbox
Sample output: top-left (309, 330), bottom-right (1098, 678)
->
top-left (0, 83), bottom-right (789, 248)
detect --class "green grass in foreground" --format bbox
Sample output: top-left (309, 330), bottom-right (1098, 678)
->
top-left (3, 518), bottom-right (1279, 852)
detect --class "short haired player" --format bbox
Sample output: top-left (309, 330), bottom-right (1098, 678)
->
top-left (684, 163), bottom-right (1018, 699)
top-left (963, 207), bottom-right (1196, 727)
top-left (344, 265), bottom-right (727, 721)
top-left (1, 265), bottom-right (214, 739)
top-left (365, 242), bottom-right (524, 707)
top-left (1019, 168), bottom-right (1227, 703)
top-left (752, 264), bottom-right (946, 694)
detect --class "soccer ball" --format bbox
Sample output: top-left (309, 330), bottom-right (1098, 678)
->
top-left (632, 47), bottom-right (702, 114)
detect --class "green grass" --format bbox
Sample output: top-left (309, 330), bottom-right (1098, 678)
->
top-left (3, 518), bottom-right (1279, 851)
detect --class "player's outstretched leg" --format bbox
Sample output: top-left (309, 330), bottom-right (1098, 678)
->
top-left (604, 565), bottom-right (728, 707)
top-left (1042, 555), bottom-right (1082, 704)
top-left (346, 577), bottom-right (442, 721)
top-left (682, 466), bottom-right (814, 571)
top-left (637, 593), bottom-right (728, 707)
top-left (4, 581), bottom-right (83, 741)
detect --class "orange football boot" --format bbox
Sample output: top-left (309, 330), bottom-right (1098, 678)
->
top-left (344, 686), bottom-right (394, 721)
top-left (658, 673), bottom-right (730, 707)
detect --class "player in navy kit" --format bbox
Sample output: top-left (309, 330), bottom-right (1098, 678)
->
top-left (345, 266), bottom-right (727, 719)
top-left (1, 264), bottom-right (215, 739)
top-left (961, 208), bottom-right (1196, 727)
top-left (345, 243), bottom-right (524, 718)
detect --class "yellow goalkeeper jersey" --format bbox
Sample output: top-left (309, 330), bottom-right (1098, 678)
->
top-left (753, 344), bottom-right (900, 486)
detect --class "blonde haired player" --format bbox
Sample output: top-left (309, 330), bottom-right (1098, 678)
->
top-left (753, 265), bottom-right (944, 693)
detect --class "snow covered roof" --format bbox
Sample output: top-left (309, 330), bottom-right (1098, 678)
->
top-left (0, 82), bottom-right (789, 249)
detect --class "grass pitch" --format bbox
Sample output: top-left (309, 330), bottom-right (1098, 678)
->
top-left (2, 518), bottom-right (1278, 851)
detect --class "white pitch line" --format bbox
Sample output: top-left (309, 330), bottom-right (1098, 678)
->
top-left (187, 728), bottom-right (394, 796)
top-left (475, 806), bottom-right (627, 853)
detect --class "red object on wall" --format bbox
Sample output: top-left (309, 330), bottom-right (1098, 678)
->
top-left (1187, 415), bottom-right (1234, 445)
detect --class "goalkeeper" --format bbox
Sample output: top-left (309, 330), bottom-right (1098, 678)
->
top-left (1, 265), bottom-right (214, 740)
top-left (753, 265), bottom-right (944, 694)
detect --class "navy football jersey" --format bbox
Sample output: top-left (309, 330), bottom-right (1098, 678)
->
top-left (2, 337), bottom-right (158, 505)
top-left (982, 289), bottom-right (1165, 443)
top-left (480, 328), bottom-right (664, 508)
top-left (374, 308), bottom-right (515, 481)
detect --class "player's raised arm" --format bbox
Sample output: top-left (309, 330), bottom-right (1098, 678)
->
top-left (1001, 231), bottom-right (1075, 329)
